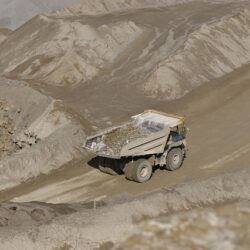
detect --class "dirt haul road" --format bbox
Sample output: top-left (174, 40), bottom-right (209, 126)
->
top-left (2, 61), bottom-right (249, 204)
top-left (1, 0), bottom-right (250, 204)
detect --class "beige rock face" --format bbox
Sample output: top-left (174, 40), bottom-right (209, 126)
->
top-left (0, 101), bottom-right (18, 159)
top-left (57, 0), bottom-right (197, 16)
top-left (1, 0), bottom-right (250, 101)
top-left (143, 8), bottom-right (250, 99)
top-left (0, 2), bottom-right (249, 249)
top-left (58, 0), bottom-right (243, 17)
top-left (0, 28), bottom-right (11, 44)
top-left (0, 15), bottom-right (143, 86)
top-left (0, 78), bottom-right (86, 191)
top-left (0, 0), bottom-right (81, 29)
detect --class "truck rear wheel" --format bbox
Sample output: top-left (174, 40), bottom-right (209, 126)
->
top-left (124, 161), bottom-right (134, 181)
top-left (165, 148), bottom-right (184, 171)
top-left (125, 159), bottom-right (152, 183)
top-left (99, 158), bottom-right (123, 175)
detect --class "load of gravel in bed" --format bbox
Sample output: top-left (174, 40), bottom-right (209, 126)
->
top-left (103, 123), bottom-right (151, 154)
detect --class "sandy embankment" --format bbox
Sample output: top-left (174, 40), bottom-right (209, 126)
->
top-left (0, 167), bottom-right (249, 249)
top-left (0, 0), bottom-right (249, 204)
top-left (0, 28), bottom-right (11, 44)
top-left (0, 78), bottom-right (85, 191)
top-left (0, 1), bottom-right (249, 249)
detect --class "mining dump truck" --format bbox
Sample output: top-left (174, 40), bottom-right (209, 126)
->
top-left (84, 110), bottom-right (187, 183)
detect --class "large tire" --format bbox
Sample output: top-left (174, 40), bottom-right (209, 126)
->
top-left (127, 159), bottom-right (152, 183)
top-left (99, 157), bottom-right (122, 176)
top-left (124, 161), bottom-right (134, 181)
top-left (165, 148), bottom-right (184, 171)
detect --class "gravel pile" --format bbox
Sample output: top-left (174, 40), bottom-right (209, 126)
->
top-left (104, 123), bottom-right (151, 154)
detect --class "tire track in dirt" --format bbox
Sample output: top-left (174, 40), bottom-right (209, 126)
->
top-left (201, 143), bottom-right (250, 169)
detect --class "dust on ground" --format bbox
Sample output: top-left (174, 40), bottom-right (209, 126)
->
top-left (0, 167), bottom-right (249, 249)
top-left (5, 60), bottom-right (250, 204)
top-left (0, 1), bottom-right (249, 248)
top-left (113, 201), bottom-right (250, 250)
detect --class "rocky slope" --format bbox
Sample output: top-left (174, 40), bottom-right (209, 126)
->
top-left (0, 1), bottom-right (249, 249)
top-left (0, 0), bottom-right (249, 104)
top-left (0, 78), bottom-right (86, 191)
top-left (0, 100), bottom-right (18, 159)
top-left (143, 8), bottom-right (250, 99)
top-left (114, 201), bottom-right (250, 250)
top-left (0, 0), bottom-right (249, 194)
top-left (0, 28), bottom-right (11, 44)
top-left (57, 0), bottom-right (200, 16)
top-left (0, 0), bottom-right (80, 30)
top-left (57, 0), bottom-right (244, 17)
top-left (0, 15), bottom-right (143, 86)
top-left (0, 168), bottom-right (249, 249)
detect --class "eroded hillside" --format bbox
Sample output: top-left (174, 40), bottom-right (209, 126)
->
top-left (0, 100), bottom-right (18, 159)
top-left (0, 0), bottom-right (249, 124)
top-left (0, 1), bottom-right (250, 249)
top-left (0, 0), bottom-right (80, 29)
top-left (143, 8), bottom-right (250, 99)
top-left (0, 78), bottom-right (86, 191)
top-left (0, 28), bottom-right (11, 44)
top-left (0, 168), bottom-right (249, 249)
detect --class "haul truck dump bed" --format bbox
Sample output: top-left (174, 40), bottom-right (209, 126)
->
top-left (84, 110), bottom-right (187, 183)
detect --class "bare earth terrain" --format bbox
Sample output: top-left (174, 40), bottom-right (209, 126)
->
top-left (0, 0), bottom-right (249, 249)
top-left (0, 0), bottom-right (81, 29)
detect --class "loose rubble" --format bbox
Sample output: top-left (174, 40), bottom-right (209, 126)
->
top-left (0, 101), bottom-right (19, 159)
top-left (104, 123), bottom-right (151, 154)
top-left (0, 78), bottom-right (85, 191)
top-left (114, 201), bottom-right (250, 250)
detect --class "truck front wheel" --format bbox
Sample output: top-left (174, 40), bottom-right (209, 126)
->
top-left (165, 147), bottom-right (184, 171)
